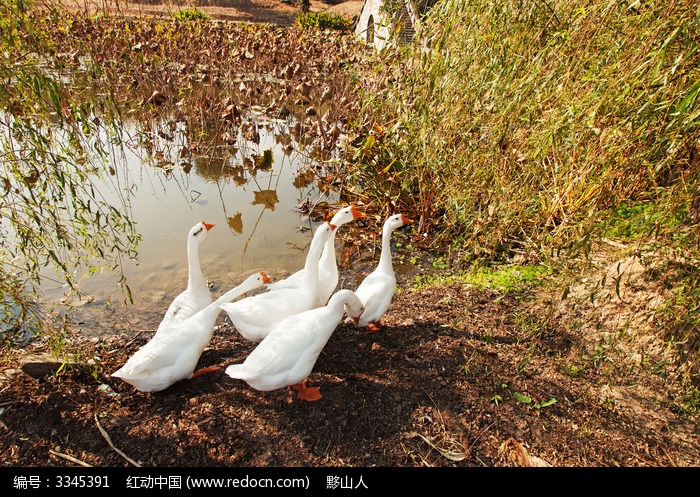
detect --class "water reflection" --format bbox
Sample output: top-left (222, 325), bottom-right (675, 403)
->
top-left (46, 112), bottom-right (341, 332)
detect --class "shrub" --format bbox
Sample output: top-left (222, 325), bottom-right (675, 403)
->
top-left (294, 12), bottom-right (352, 31)
top-left (173, 8), bottom-right (209, 22)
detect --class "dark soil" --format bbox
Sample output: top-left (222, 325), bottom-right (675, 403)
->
top-left (2, 236), bottom-right (700, 468)
top-left (1, 0), bottom-right (699, 471)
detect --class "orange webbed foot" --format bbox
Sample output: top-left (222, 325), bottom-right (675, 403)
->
top-left (298, 386), bottom-right (322, 401)
top-left (290, 380), bottom-right (322, 401)
top-left (365, 321), bottom-right (382, 332)
top-left (191, 365), bottom-right (221, 378)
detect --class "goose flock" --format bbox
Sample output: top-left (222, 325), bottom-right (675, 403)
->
top-left (111, 206), bottom-right (412, 401)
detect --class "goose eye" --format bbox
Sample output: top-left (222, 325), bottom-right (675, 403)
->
top-left (194, 227), bottom-right (204, 236)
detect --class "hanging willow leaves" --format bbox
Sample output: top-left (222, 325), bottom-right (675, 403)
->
top-left (0, 2), bottom-right (139, 341)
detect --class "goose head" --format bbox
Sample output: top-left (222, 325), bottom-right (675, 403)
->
top-left (384, 213), bottom-right (413, 233)
top-left (191, 220), bottom-right (215, 242)
top-left (346, 300), bottom-right (365, 326)
top-left (315, 221), bottom-right (337, 241)
top-left (330, 205), bottom-right (366, 226)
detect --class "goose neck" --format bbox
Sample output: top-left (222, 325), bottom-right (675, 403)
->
top-left (186, 237), bottom-right (202, 290)
top-left (318, 234), bottom-right (336, 269)
top-left (377, 225), bottom-right (394, 272)
top-left (303, 229), bottom-right (327, 280)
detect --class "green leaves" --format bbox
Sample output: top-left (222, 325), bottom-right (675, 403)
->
top-left (0, 3), bottom-right (142, 339)
top-left (293, 12), bottom-right (353, 32)
top-left (173, 8), bottom-right (209, 22)
top-left (513, 391), bottom-right (558, 409)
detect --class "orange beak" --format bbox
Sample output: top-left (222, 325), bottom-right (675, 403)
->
top-left (203, 221), bottom-right (215, 231)
top-left (352, 308), bottom-right (364, 326)
top-left (260, 272), bottom-right (272, 284)
top-left (328, 223), bottom-right (337, 230)
top-left (350, 206), bottom-right (366, 219)
top-left (401, 215), bottom-right (413, 225)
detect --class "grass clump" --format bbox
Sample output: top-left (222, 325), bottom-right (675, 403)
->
top-left (414, 263), bottom-right (549, 295)
top-left (173, 8), bottom-right (209, 22)
top-left (353, 0), bottom-right (700, 257)
top-left (352, 0), bottom-right (700, 388)
top-left (294, 12), bottom-right (353, 31)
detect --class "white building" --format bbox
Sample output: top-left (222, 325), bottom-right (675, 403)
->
top-left (355, 0), bottom-right (421, 51)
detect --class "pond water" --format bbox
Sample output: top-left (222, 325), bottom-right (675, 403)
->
top-left (41, 112), bottom-right (343, 332)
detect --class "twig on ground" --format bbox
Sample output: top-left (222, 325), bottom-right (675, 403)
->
top-left (125, 330), bottom-right (148, 348)
top-left (49, 449), bottom-right (93, 467)
top-left (94, 413), bottom-right (141, 467)
top-left (662, 446), bottom-right (677, 467)
top-left (417, 434), bottom-right (466, 462)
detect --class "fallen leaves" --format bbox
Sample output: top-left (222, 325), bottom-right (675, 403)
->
top-left (253, 149), bottom-right (273, 171)
top-left (32, 11), bottom-right (371, 165)
top-left (497, 438), bottom-right (552, 467)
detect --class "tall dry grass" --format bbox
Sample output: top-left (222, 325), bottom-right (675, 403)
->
top-left (354, 0), bottom-right (699, 256)
top-left (351, 0), bottom-right (700, 403)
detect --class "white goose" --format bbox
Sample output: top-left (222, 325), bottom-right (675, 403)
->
top-left (221, 222), bottom-right (337, 342)
top-left (156, 221), bottom-right (215, 334)
top-left (354, 213), bottom-right (413, 331)
top-left (225, 288), bottom-right (364, 401)
top-left (267, 205), bottom-right (365, 305)
top-left (112, 271), bottom-right (271, 392)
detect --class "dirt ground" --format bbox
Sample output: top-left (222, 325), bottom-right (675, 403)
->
top-left (2, 235), bottom-right (700, 468)
top-left (56, 0), bottom-right (366, 25)
top-left (1, 0), bottom-right (699, 471)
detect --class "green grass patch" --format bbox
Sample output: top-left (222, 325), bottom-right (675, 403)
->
top-left (414, 263), bottom-right (550, 293)
top-left (294, 12), bottom-right (353, 31)
top-left (354, 0), bottom-right (700, 384)
top-left (173, 8), bottom-right (209, 22)
top-left (600, 200), bottom-right (684, 241)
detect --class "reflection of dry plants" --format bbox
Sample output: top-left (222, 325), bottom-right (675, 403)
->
top-left (34, 10), bottom-right (369, 169)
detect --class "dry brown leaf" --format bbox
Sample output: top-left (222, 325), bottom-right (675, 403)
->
top-left (497, 438), bottom-right (551, 467)
top-left (147, 90), bottom-right (167, 106)
top-left (293, 169), bottom-right (316, 188)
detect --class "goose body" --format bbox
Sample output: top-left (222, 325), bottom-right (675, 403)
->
top-left (112, 271), bottom-right (271, 392)
top-left (354, 214), bottom-right (412, 331)
top-left (225, 289), bottom-right (364, 401)
top-left (157, 221), bottom-right (215, 334)
top-left (267, 205), bottom-right (365, 305)
top-left (221, 222), bottom-right (336, 342)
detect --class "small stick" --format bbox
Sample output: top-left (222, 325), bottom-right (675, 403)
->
top-left (125, 330), bottom-right (148, 348)
top-left (49, 449), bottom-right (93, 467)
top-left (94, 413), bottom-right (141, 467)
top-left (661, 446), bottom-right (677, 467)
